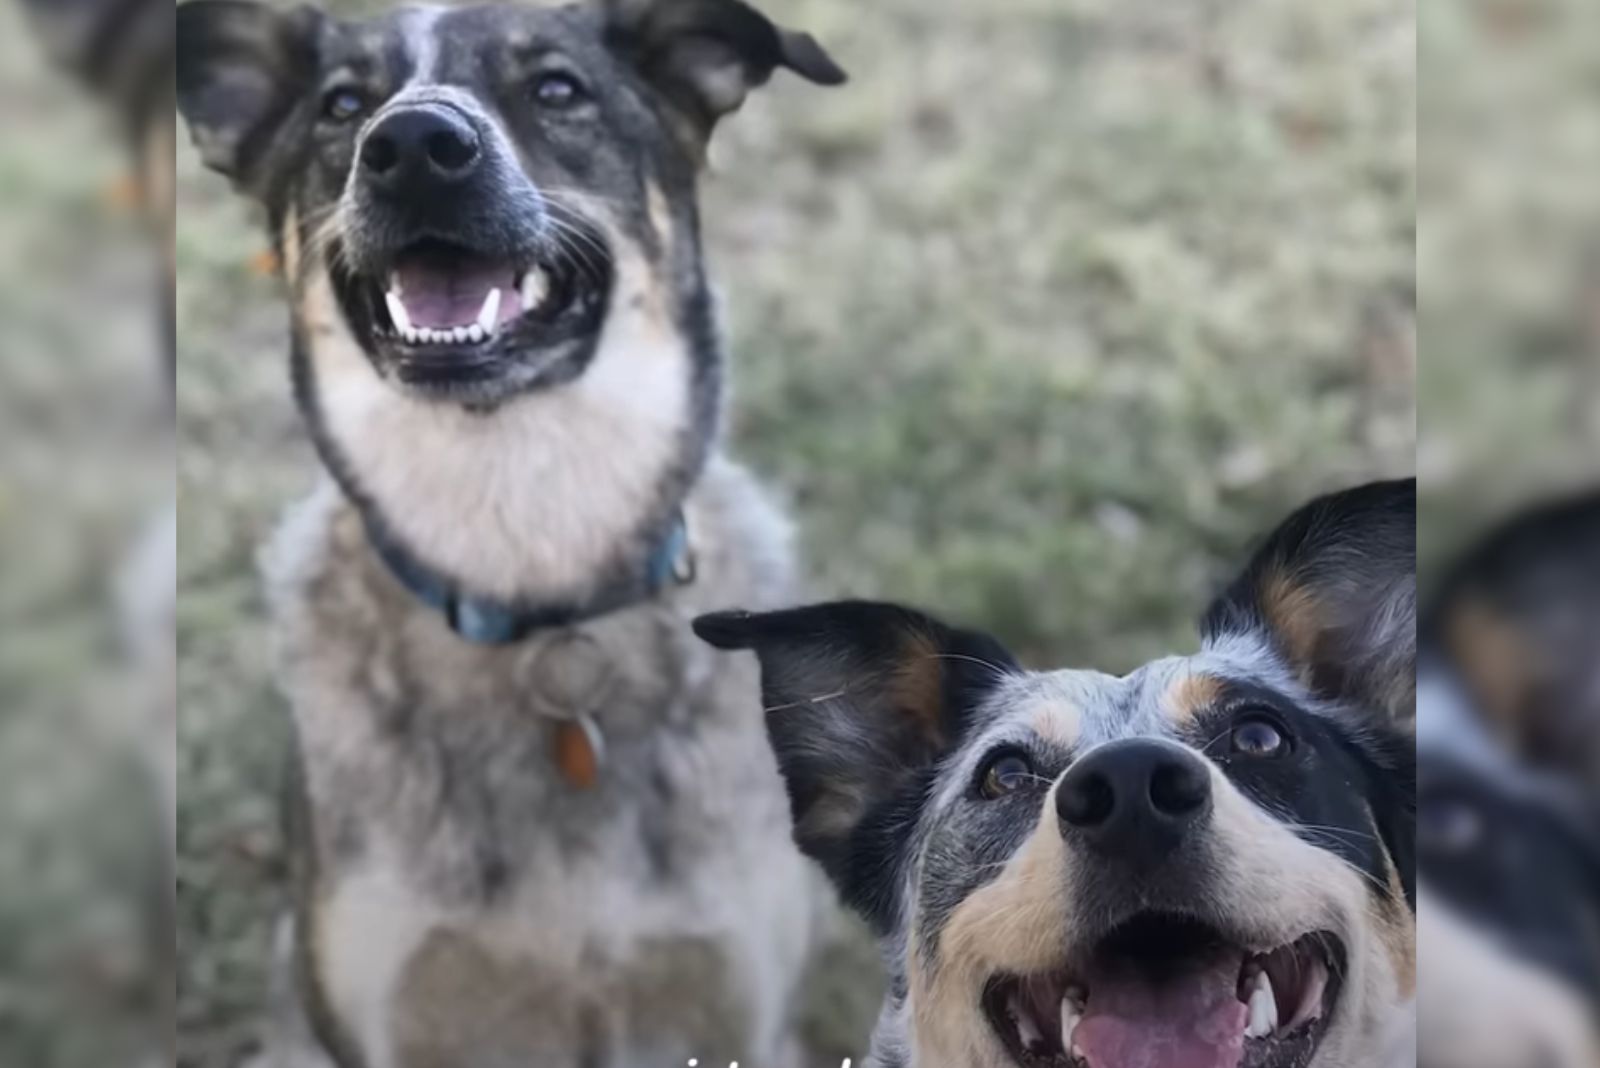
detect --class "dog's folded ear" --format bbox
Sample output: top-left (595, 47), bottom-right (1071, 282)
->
top-left (1203, 479), bottom-right (1417, 722)
top-left (177, 0), bottom-right (323, 196)
top-left (604, 0), bottom-right (845, 149)
top-left (695, 601), bottom-right (1015, 927)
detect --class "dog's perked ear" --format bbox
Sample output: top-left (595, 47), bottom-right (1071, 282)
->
top-left (1203, 479), bottom-right (1417, 721)
top-left (694, 602), bottom-right (1016, 927)
top-left (176, 0), bottom-right (322, 196)
top-left (604, 0), bottom-right (846, 150)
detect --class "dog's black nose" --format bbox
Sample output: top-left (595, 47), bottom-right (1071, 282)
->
top-left (1056, 739), bottom-right (1211, 866)
top-left (360, 105), bottom-right (482, 197)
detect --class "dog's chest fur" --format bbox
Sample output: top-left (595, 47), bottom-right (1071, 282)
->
top-left (265, 460), bottom-right (819, 1068)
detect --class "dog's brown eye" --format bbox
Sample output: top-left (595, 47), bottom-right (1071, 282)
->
top-left (533, 72), bottom-right (585, 108)
top-left (1230, 718), bottom-right (1285, 757)
top-left (323, 86), bottom-right (368, 123)
top-left (979, 752), bottom-right (1034, 799)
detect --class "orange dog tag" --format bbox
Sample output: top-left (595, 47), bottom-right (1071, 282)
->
top-left (554, 717), bottom-right (603, 790)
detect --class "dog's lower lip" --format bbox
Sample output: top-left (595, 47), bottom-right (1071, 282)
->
top-left (981, 922), bottom-right (1345, 1068)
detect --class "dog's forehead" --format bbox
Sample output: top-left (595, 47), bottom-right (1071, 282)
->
top-left (326, 3), bottom-right (592, 82)
top-left (981, 640), bottom-right (1288, 751)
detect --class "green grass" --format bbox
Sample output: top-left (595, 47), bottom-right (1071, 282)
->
top-left (174, 0), bottom-right (1414, 1064)
top-left (1417, 0), bottom-right (1600, 563)
top-left (0, 5), bottom-right (170, 1066)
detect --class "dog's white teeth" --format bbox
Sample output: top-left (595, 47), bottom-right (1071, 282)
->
top-left (1059, 995), bottom-right (1082, 1052)
top-left (1009, 997), bottom-right (1044, 1052)
top-left (385, 291), bottom-right (413, 335)
top-left (1287, 956), bottom-right (1329, 1031)
top-left (1245, 969), bottom-right (1277, 1039)
top-left (476, 287), bottom-right (502, 334)
top-left (520, 268), bottom-right (548, 310)
top-left (467, 323), bottom-right (486, 343)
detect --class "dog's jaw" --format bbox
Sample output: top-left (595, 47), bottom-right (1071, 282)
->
top-left (293, 217), bottom-right (706, 605)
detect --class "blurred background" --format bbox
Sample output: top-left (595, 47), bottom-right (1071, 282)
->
top-left (172, 0), bottom-right (1412, 1064)
top-left (1418, 0), bottom-right (1600, 557)
top-left (0, 0), bottom-right (172, 1064)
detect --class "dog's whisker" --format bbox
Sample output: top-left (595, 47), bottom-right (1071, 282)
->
top-left (1293, 834), bottom-right (1392, 894)
top-left (920, 652), bottom-right (1017, 681)
top-left (1286, 823), bottom-right (1379, 842)
top-left (543, 213), bottom-right (613, 274)
top-left (763, 689), bottom-right (850, 714)
top-left (537, 217), bottom-right (605, 275)
top-left (539, 196), bottom-right (620, 270)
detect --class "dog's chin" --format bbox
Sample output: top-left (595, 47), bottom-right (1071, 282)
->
top-left (330, 231), bottom-right (613, 408)
top-left (981, 914), bottom-right (1346, 1068)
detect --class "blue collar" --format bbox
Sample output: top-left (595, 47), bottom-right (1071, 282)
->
top-left (367, 513), bottom-right (694, 645)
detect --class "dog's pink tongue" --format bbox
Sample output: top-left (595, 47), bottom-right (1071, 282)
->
top-left (393, 253), bottom-right (517, 329)
top-left (1074, 958), bottom-right (1247, 1068)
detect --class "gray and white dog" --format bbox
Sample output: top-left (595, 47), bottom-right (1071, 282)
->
top-left (176, 2), bottom-right (846, 1066)
top-left (699, 481), bottom-right (1418, 1068)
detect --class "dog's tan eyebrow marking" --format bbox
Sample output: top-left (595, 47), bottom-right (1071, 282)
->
top-left (1029, 699), bottom-right (1081, 748)
top-left (1162, 671), bottom-right (1224, 725)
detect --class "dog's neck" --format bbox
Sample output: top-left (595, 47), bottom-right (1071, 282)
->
top-left (293, 240), bottom-right (717, 614)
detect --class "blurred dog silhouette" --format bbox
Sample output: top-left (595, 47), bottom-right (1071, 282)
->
top-left (1418, 494), bottom-right (1600, 1068)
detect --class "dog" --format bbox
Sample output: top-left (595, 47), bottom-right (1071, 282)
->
top-left (696, 479), bottom-right (1418, 1068)
top-left (1416, 494), bottom-right (1600, 1068)
top-left (176, 2), bottom-right (846, 1065)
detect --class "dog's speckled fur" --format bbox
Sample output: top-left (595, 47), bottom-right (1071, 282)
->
top-left (266, 468), bottom-right (824, 1067)
top-left (700, 482), bottom-right (1417, 1068)
top-left (176, 2), bottom-right (846, 1064)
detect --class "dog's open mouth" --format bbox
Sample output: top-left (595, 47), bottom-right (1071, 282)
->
top-left (982, 914), bottom-right (1345, 1068)
top-left (333, 232), bottom-right (612, 396)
